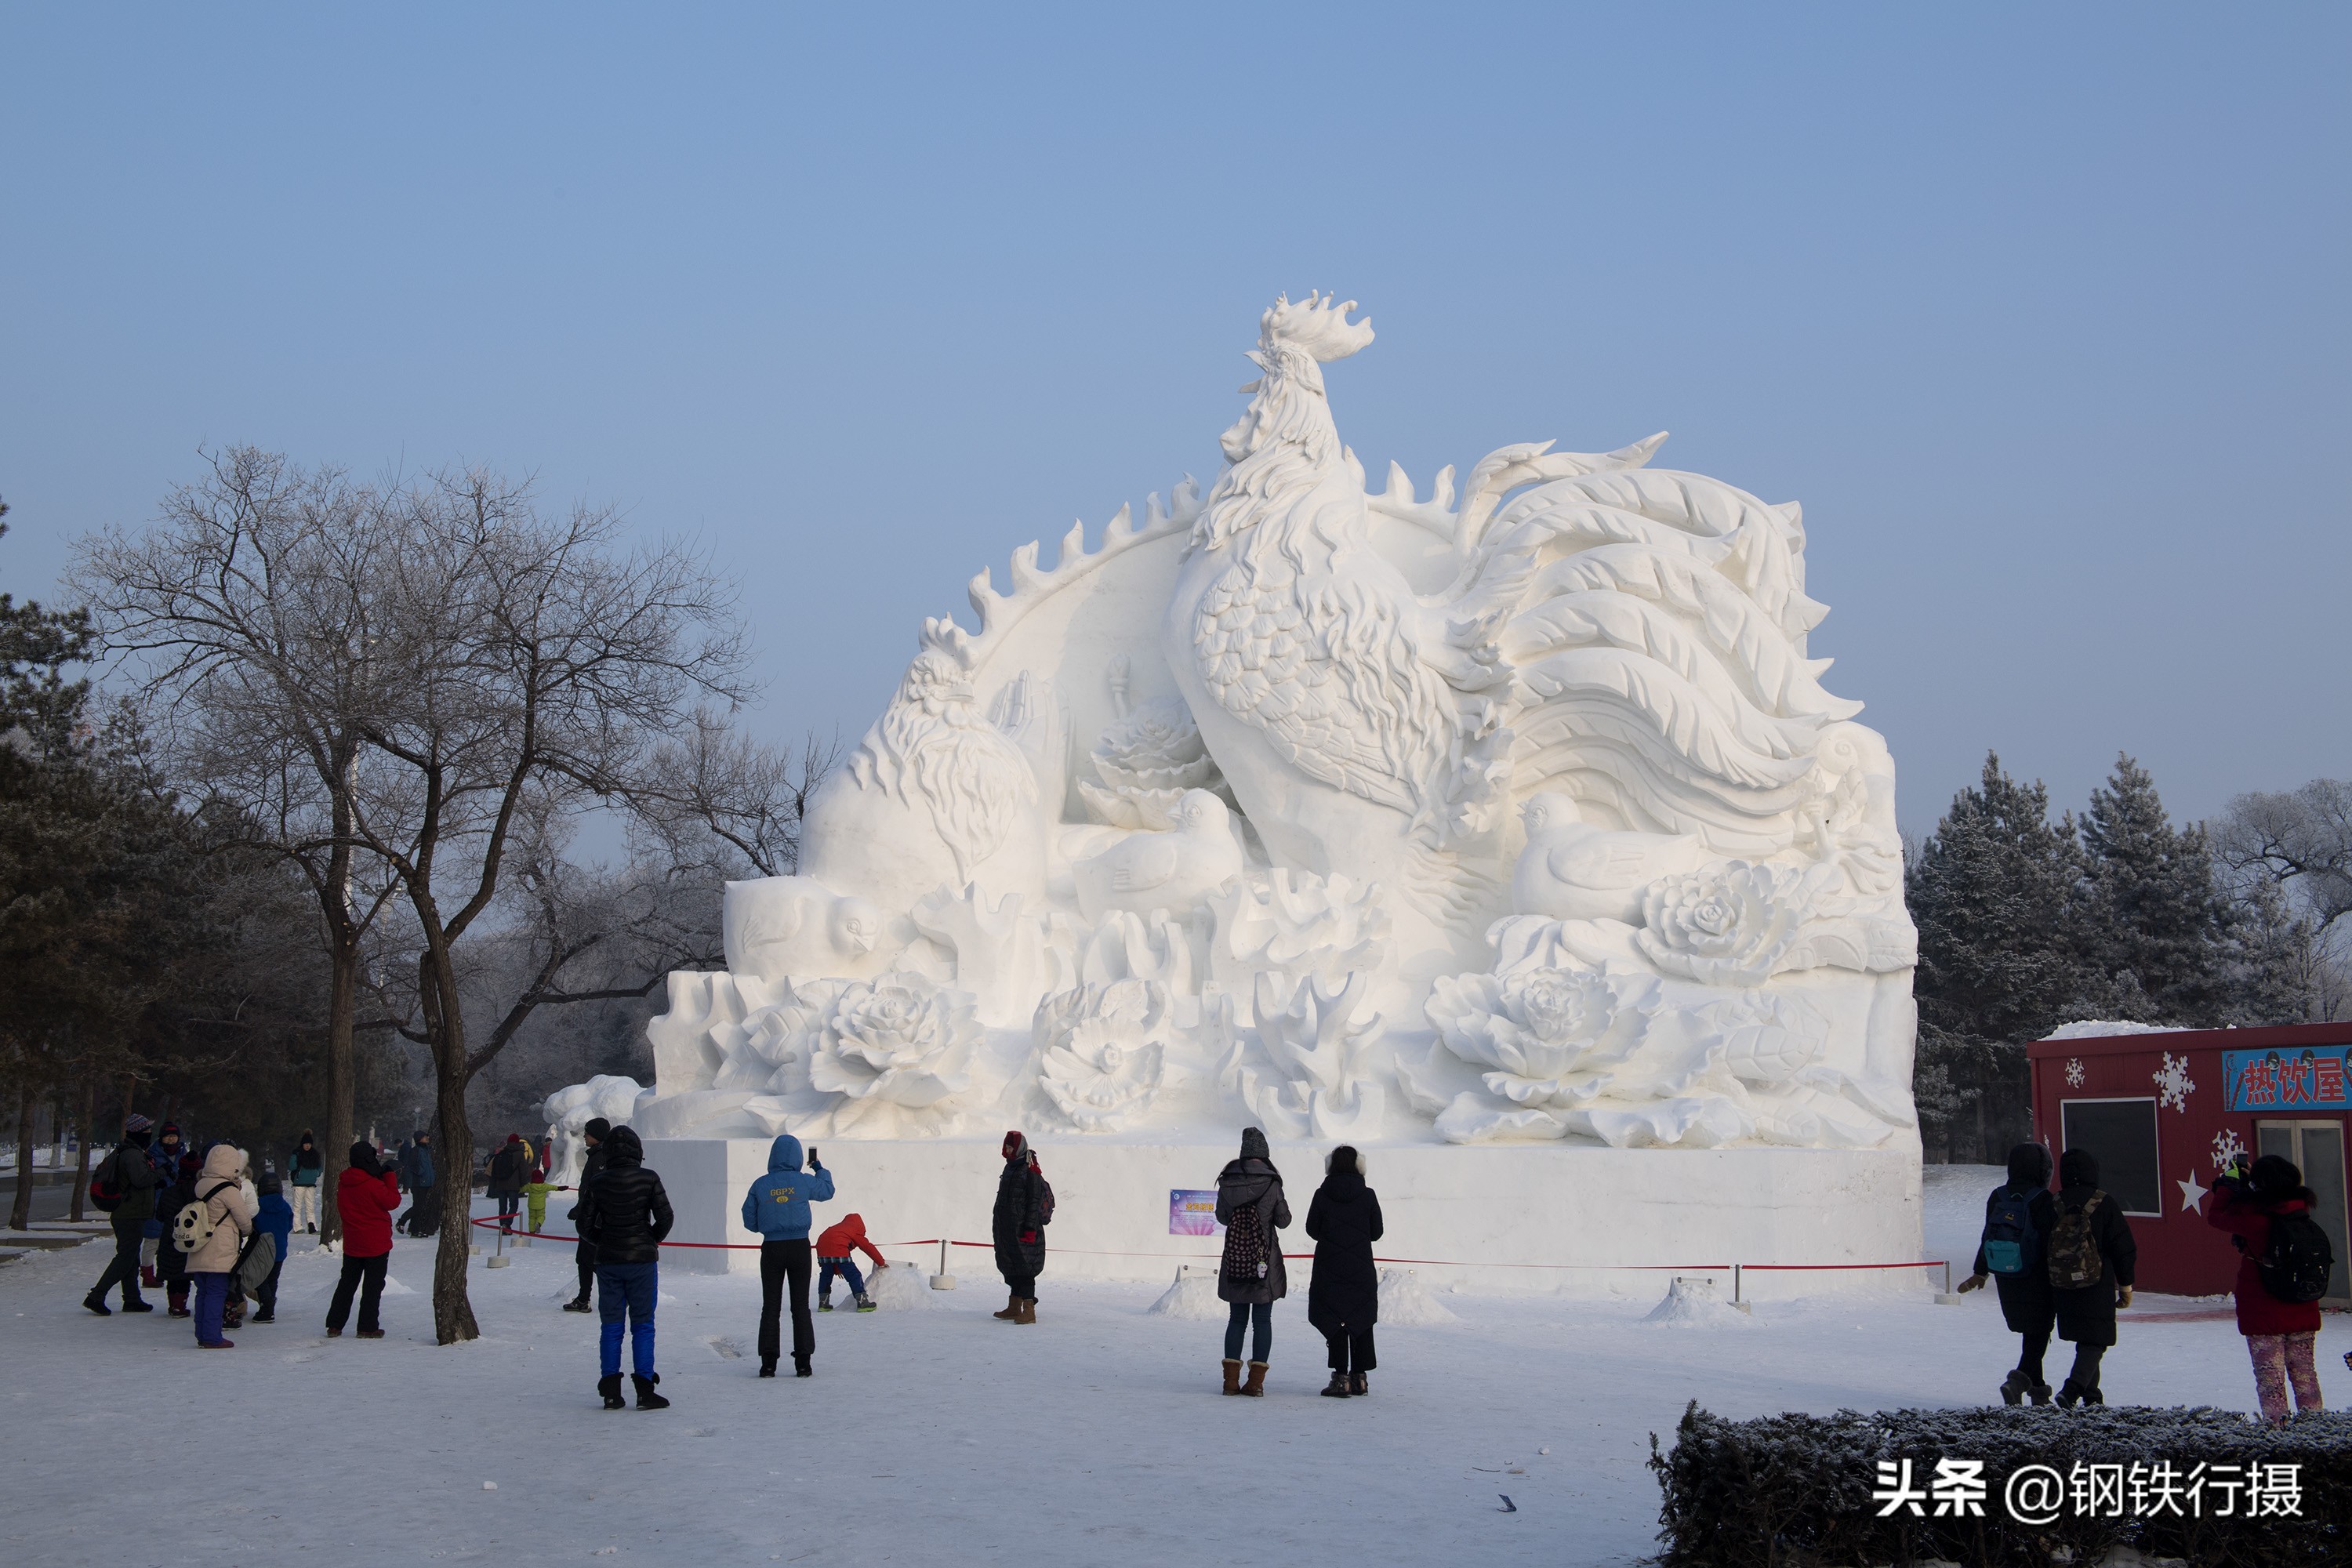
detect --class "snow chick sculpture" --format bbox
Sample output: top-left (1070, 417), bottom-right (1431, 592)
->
top-left (565, 295), bottom-right (1922, 1287)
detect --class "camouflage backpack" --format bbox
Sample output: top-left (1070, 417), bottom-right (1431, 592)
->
top-left (2045, 1191), bottom-right (2107, 1290)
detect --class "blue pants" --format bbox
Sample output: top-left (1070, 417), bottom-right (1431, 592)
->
top-left (1225, 1299), bottom-right (1272, 1362)
top-left (193, 1272), bottom-right (231, 1345)
top-left (597, 1261), bottom-right (658, 1378)
top-left (817, 1257), bottom-right (866, 1303)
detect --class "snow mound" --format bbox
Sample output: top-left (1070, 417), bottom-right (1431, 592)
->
top-left (1377, 1269), bottom-right (1458, 1326)
top-left (1642, 1276), bottom-right (1750, 1327)
top-left (1146, 1266), bottom-right (1224, 1320)
top-left (864, 1261), bottom-right (931, 1312)
top-left (378, 1274), bottom-right (416, 1297)
top-left (2042, 1019), bottom-right (2186, 1040)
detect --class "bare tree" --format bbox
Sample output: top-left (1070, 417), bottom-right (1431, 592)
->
top-left (339, 468), bottom-right (746, 1341)
top-left (2216, 779), bottom-right (2352, 937)
top-left (73, 451), bottom-right (409, 1246)
top-left (630, 709), bottom-right (837, 880)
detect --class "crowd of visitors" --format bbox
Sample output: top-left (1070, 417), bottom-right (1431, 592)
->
top-left (64, 1113), bottom-right (2336, 1426)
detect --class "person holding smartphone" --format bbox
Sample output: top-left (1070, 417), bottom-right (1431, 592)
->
top-left (740, 1134), bottom-right (835, 1378)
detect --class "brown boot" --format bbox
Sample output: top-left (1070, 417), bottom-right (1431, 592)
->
top-left (1013, 1297), bottom-right (1037, 1325)
top-left (992, 1290), bottom-right (1022, 1321)
top-left (1241, 1360), bottom-right (1268, 1397)
top-left (1221, 1358), bottom-right (1243, 1395)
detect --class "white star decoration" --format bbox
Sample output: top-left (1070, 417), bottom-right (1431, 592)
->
top-left (2179, 1171), bottom-right (2209, 1212)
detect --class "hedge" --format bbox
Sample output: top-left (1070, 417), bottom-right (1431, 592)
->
top-left (1647, 1401), bottom-right (2352, 1566)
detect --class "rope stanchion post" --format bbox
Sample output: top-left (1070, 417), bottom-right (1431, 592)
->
top-left (930, 1239), bottom-right (956, 1291)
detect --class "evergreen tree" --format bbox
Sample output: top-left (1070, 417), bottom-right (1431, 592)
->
top-left (2070, 754), bottom-right (2236, 1025)
top-left (1907, 753), bottom-right (2082, 1160)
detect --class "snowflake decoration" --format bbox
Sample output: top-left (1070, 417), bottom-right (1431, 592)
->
top-left (2063, 1057), bottom-right (2085, 1089)
top-left (2154, 1051), bottom-right (2195, 1112)
top-left (2212, 1128), bottom-right (2249, 1171)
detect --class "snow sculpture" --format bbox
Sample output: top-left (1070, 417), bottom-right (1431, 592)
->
top-left (612, 293), bottom-right (1918, 1156)
top-left (540, 1075), bottom-right (651, 1185)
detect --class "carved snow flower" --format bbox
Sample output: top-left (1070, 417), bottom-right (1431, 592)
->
top-left (1425, 965), bottom-right (1652, 1099)
top-left (1080, 699), bottom-right (1229, 829)
top-left (804, 973), bottom-right (981, 1133)
top-left (1034, 979), bottom-right (1169, 1133)
top-left (1094, 699), bottom-right (1220, 793)
top-left (1635, 862), bottom-right (1809, 985)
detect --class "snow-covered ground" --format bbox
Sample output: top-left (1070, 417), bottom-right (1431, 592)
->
top-left (8, 1168), bottom-right (2344, 1567)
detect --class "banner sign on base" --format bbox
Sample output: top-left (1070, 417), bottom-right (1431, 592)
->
top-left (1169, 1189), bottom-right (1220, 1236)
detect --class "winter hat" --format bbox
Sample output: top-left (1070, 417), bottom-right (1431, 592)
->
top-left (1002, 1130), bottom-right (1028, 1161)
top-left (158, 1121), bottom-right (182, 1142)
top-left (348, 1140), bottom-right (381, 1176)
top-left (602, 1126), bottom-right (644, 1165)
top-left (257, 1166), bottom-right (282, 1196)
top-left (2005, 1142), bottom-right (2052, 1190)
top-left (1239, 1127), bottom-right (1271, 1163)
top-left (2057, 1148), bottom-right (2100, 1190)
top-left (177, 1152), bottom-right (203, 1179)
top-left (124, 1112), bottom-right (154, 1135)
top-left (583, 1118), bottom-right (609, 1142)
top-left (506, 1132), bottom-right (523, 1144)
top-left (2250, 1154), bottom-right (2303, 1196)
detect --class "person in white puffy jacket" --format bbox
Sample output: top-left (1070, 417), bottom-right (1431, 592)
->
top-left (184, 1143), bottom-right (256, 1349)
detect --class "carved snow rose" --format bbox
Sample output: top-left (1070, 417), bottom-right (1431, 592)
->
top-left (1635, 862), bottom-right (1807, 986)
top-left (1035, 979), bottom-right (1169, 1133)
top-left (804, 973), bottom-right (980, 1129)
top-left (1425, 965), bottom-right (1647, 1087)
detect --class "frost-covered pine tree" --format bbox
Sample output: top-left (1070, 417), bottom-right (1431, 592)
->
top-left (2070, 755), bottom-right (2238, 1025)
top-left (1907, 753), bottom-right (2082, 1160)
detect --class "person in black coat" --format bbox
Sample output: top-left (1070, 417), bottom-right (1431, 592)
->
top-left (2049, 1146), bottom-right (2136, 1407)
top-left (991, 1131), bottom-right (1048, 1324)
top-left (562, 1117), bottom-right (610, 1313)
top-left (1215, 1127), bottom-right (1290, 1396)
top-left (575, 1126), bottom-right (673, 1410)
top-left (1305, 1145), bottom-right (1383, 1398)
top-left (1958, 1142), bottom-right (2060, 1404)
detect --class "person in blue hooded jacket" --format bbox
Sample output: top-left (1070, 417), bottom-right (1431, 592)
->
top-left (740, 1134), bottom-right (835, 1379)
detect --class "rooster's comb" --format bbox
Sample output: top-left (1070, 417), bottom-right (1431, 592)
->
top-left (1259, 290), bottom-right (1374, 363)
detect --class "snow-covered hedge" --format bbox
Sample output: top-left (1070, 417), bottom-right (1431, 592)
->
top-left (1648, 1402), bottom-right (2352, 1566)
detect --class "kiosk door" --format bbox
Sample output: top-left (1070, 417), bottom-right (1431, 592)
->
top-left (2255, 1120), bottom-right (2350, 1308)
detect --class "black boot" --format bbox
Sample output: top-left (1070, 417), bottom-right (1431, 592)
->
top-left (1348, 1371), bottom-right (1369, 1397)
top-left (598, 1374), bottom-right (626, 1410)
top-left (794, 1357), bottom-right (812, 1378)
top-left (758, 1357), bottom-right (777, 1377)
top-left (1999, 1369), bottom-right (2032, 1406)
top-left (1320, 1370), bottom-right (1351, 1398)
top-left (633, 1373), bottom-right (669, 1410)
top-left (2054, 1379), bottom-right (2085, 1410)
top-left (563, 1295), bottom-right (593, 1314)
top-left (82, 1292), bottom-right (111, 1316)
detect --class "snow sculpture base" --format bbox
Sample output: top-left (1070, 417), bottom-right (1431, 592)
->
top-left (644, 1137), bottom-right (1923, 1301)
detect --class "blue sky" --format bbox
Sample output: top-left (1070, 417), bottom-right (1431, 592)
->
top-left (2, 5), bottom-right (2345, 837)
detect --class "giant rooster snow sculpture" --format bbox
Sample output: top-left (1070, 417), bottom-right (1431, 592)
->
top-left (613, 292), bottom-right (1918, 1154)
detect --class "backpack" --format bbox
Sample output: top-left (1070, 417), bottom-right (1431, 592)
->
top-left (232, 1229), bottom-right (277, 1296)
top-left (88, 1148), bottom-right (127, 1213)
top-left (2256, 1210), bottom-right (2336, 1305)
top-left (1980, 1187), bottom-right (2040, 1276)
top-left (1222, 1194), bottom-right (1269, 1284)
top-left (173, 1180), bottom-right (235, 1255)
top-left (1034, 1173), bottom-right (1055, 1227)
top-left (2045, 1191), bottom-right (2108, 1290)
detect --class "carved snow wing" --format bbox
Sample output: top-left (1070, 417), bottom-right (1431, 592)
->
top-left (582, 295), bottom-right (1917, 1154)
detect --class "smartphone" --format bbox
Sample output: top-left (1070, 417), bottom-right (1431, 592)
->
top-left (805, 1146), bottom-right (818, 1167)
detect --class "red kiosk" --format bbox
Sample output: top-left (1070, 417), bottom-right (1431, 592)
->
top-left (2026, 1021), bottom-right (2350, 1306)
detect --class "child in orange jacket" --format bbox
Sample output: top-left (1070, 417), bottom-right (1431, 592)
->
top-left (815, 1213), bottom-right (886, 1312)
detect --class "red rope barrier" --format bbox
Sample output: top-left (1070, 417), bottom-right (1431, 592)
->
top-left (466, 1218), bottom-right (1944, 1275)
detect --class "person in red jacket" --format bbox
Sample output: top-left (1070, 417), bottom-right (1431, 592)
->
top-left (327, 1141), bottom-right (403, 1339)
top-left (2206, 1154), bottom-right (2328, 1425)
top-left (815, 1213), bottom-right (886, 1312)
